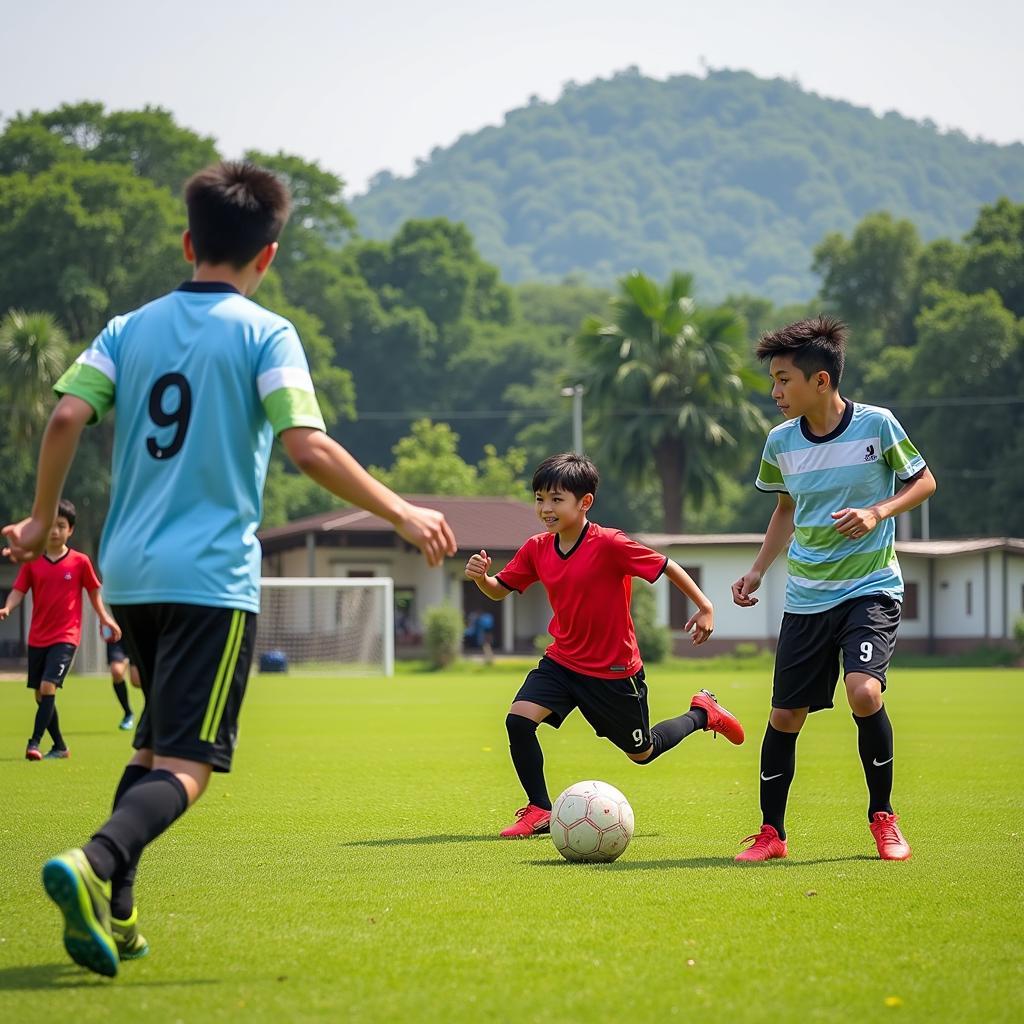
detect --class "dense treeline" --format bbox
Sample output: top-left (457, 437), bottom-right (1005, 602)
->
top-left (0, 100), bottom-right (1022, 551)
top-left (353, 68), bottom-right (1024, 303)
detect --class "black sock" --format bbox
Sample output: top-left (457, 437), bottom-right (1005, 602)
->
top-left (47, 706), bottom-right (67, 750)
top-left (31, 695), bottom-right (56, 745)
top-left (113, 682), bottom-right (132, 715)
top-left (641, 710), bottom-right (705, 764)
top-left (83, 769), bottom-right (189, 881)
top-left (506, 714), bottom-right (551, 811)
top-left (854, 705), bottom-right (894, 820)
top-left (109, 764), bottom-right (151, 918)
top-left (759, 723), bottom-right (799, 840)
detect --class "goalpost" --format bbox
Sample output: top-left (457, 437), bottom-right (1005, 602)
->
top-left (256, 577), bottom-right (395, 677)
top-left (74, 577), bottom-right (395, 677)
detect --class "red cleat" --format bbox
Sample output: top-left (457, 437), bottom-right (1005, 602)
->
top-left (870, 812), bottom-right (912, 861)
top-left (690, 689), bottom-right (745, 745)
top-left (501, 804), bottom-right (551, 838)
top-left (25, 741), bottom-right (42, 761)
top-left (735, 824), bottom-right (788, 862)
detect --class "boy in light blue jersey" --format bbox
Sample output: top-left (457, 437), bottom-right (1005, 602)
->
top-left (2, 161), bottom-right (457, 977)
top-left (731, 315), bottom-right (936, 863)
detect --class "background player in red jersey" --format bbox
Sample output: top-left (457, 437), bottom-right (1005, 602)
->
top-left (466, 453), bottom-right (745, 838)
top-left (0, 499), bottom-right (121, 760)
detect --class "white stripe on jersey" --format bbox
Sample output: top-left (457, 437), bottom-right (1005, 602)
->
top-left (788, 566), bottom-right (897, 591)
top-left (77, 347), bottom-right (116, 382)
top-left (776, 435), bottom-right (882, 476)
top-left (256, 366), bottom-right (315, 398)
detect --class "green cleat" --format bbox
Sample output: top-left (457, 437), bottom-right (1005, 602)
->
top-left (111, 907), bottom-right (149, 960)
top-left (41, 849), bottom-right (119, 978)
top-left (43, 747), bottom-right (71, 760)
top-left (118, 714), bottom-right (135, 731)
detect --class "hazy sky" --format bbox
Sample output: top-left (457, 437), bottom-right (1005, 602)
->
top-left (4, 0), bottom-right (1022, 195)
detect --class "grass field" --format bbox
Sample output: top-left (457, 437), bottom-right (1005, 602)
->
top-left (1, 663), bottom-right (1022, 1022)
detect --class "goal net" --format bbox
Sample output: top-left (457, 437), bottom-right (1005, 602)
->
top-left (73, 577), bottom-right (395, 677)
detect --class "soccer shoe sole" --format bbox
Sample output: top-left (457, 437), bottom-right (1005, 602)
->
top-left (42, 857), bottom-right (119, 978)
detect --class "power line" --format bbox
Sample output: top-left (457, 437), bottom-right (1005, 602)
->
top-left (351, 394), bottom-right (1024, 421)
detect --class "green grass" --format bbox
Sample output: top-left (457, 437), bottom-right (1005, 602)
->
top-left (1, 665), bottom-right (1022, 1022)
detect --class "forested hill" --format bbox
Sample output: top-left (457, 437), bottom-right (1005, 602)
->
top-left (352, 68), bottom-right (1024, 302)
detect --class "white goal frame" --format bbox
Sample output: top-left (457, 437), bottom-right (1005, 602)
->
top-left (73, 576), bottom-right (395, 677)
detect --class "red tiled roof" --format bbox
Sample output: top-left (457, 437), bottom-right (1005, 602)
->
top-left (258, 496), bottom-right (540, 553)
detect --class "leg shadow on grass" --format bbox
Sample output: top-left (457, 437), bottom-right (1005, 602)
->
top-left (0, 963), bottom-right (220, 990)
top-left (530, 856), bottom-right (735, 870)
top-left (343, 834), bottom-right (508, 847)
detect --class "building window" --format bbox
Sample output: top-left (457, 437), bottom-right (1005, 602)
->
top-left (903, 582), bottom-right (919, 621)
top-left (966, 580), bottom-right (973, 616)
top-left (669, 566), bottom-right (702, 629)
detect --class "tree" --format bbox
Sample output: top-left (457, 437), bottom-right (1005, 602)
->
top-left (812, 212), bottom-right (921, 371)
top-left (0, 309), bottom-right (71, 442)
top-left (370, 419), bottom-right (526, 497)
top-left (576, 271), bottom-right (768, 532)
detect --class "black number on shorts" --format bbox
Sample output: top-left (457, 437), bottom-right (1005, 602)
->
top-left (146, 373), bottom-right (192, 460)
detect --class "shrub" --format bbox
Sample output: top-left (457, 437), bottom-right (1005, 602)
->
top-left (632, 583), bottom-right (670, 663)
top-left (424, 605), bottom-right (464, 669)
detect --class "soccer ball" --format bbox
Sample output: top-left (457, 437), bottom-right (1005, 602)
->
top-left (550, 780), bottom-right (634, 863)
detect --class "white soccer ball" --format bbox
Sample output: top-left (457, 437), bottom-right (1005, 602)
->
top-left (550, 780), bottom-right (634, 863)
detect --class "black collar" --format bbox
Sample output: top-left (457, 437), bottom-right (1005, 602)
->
top-left (43, 549), bottom-right (70, 564)
top-left (801, 398), bottom-right (853, 444)
top-left (176, 281), bottom-right (242, 295)
top-left (555, 521), bottom-right (591, 560)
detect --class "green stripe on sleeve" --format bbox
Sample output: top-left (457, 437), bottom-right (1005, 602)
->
top-left (788, 543), bottom-right (896, 582)
top-left (262, 387), bottom-right (326, 435)
top-left (883, 437), bottom-right (923, 473)
top-left (756, 458), bottom-right (786, 489)
top-left (54, 363), bottom-right (115, 423)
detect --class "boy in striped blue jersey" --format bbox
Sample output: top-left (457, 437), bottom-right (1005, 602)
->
top-left (2, 162), bottom-right (456, 977)
top-left (731, 316), bottom-right (936, 863)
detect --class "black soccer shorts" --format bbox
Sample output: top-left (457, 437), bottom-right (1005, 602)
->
top-left (514, 656), bottom-right (652, 754)
top-left (112, 603), bottom-right (257, 772)
top-left (772, 594), bottom-right (902, 713)
top-left (26, 643), bottom-right (77, 689)
top-left (106, 641), bottom-right (128, 665)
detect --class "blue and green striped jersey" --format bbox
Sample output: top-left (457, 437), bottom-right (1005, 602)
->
top-left (756, 400), bottom-right (926, 614)
top-left (55, 282), bottom-right (326, 613)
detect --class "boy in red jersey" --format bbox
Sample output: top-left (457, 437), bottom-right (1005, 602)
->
top-left (0, 499), bottom-right (121, 760)
top-left (466, 453), bottom-right (745, 838)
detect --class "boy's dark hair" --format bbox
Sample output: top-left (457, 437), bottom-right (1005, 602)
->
top-left (184, 161), bottom-right (292, 268)
top-left (531, 453), bottom-right (599, 498)
top-left (57, 499), bottom-right (76, 528)
top-left (755, 315), bottom-right (848, 388)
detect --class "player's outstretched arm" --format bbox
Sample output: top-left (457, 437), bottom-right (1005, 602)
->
top-left (0, 588), bottom-right (26, 621)
top-left (732, 493), bottom-right (795, 607)
top-left (664, 561), bottom-right (714, 645)
top-left (464, 549), bottom-right (510, 601)
top-left (281, 427), bottom-right (457, 568)
top-left (2, 396), bottom-right (93, 564)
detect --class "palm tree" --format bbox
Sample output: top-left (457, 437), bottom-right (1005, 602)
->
top-left (576, 271), bottom-right (768, 533)
top-left (0, 309), bottom-right (71, 442)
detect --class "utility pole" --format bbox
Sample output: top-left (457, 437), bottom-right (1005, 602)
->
top-left (560, 384), bottom-right (584, 453)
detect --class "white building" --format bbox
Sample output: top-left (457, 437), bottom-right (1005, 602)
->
top-left (2, 497), bottom-right (1021, 666)
top-left (256, 499), bottom-right (1024, 658)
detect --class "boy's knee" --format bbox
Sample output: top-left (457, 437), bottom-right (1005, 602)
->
top-left (506, 713), bottom-right (539, 739)
top-left (628, 746), bottom-right (655, 764)
top-left (770, 707), bottom-right (807, 733)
